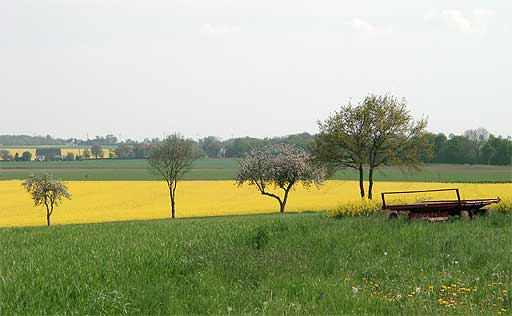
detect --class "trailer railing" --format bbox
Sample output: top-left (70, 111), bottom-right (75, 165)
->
top-left (381, 188), bottom-right (461, 209)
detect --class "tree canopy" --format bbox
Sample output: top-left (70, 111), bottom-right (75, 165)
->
top-left (21, 173), bottom-right (72, 226)
top-left (312, 94), bottom-right (432, 199)
top-left (236, 144), bottom-right (326, 212)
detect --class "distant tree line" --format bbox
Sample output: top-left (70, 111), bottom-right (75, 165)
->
top-left (1, 129), bottom-right (510, 165)
top-left (0, 135), bottom-right (68, 146)
top-left (0, 134), bottom-right (119, 147)
top-left (196, 130), bottom-right (511, 165)
top-left (423, 129), bottom-right (512, 165)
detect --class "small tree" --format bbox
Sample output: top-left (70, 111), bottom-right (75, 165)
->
top-left (91, 144), bottom-right (103, 159)
top-left (0, 149), bottom-right (13, 161)
top-left (464, 128), bottom-right (489, 163)
top-left (22, 173), bottom-right (72, 226)
top-left (65, 152), bottom-right (75, 161)
top-left (236, 144), bottom-right (325, 213)
top-left (21, 151), bottom-right (32, 161)
top-left (199, 136), bottom-right (223, 158)
top-left (82, 149), bottom-right (91, 159)
top-left (148, 134), bottom-right (195, 219)
top-left (115, 144), bottom-right (134, 159)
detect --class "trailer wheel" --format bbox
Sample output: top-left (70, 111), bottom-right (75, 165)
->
top-left (388, 212), bottom-right (398, 220)
top-left (460, 210), bottom-right (470, 220)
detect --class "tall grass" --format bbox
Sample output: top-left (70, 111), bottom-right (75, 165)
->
top-left (0, 213), bottom-right (511, 315)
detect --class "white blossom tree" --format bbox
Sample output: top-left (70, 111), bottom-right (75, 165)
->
top-left (22, 173), bottom-right (72, 226)
top-left (236, 144), bottom-right (326, 213)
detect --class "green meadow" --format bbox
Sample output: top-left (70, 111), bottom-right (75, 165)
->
top-left (0, 212), bottom-right (510, 315)
top-left (0, 159), bottom-right (510, 182)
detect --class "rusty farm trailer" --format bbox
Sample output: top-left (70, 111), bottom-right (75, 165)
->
top-left (382, 188), bottom-right (500, 221)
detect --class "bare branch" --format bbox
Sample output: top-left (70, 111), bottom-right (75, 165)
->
top-left (148, 134), bottom-right (195, 218)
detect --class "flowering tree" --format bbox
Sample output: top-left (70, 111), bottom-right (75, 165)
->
top-left (22, 173), bottom-right (72, 226)
top-left (236, 144), bottom-right (326, 213)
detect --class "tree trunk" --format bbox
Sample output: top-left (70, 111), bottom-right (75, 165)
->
top-left (358, 164), bottom-right (365, 198)
top-left (169, 185), bottom-right (176, 219)
top-left (280, 189), bottom-right (291, 213)
top-left (44, 200), bottom-right (51, 226)
top-left (279, 201), bottom-right (285, 213)
top-left (368, 166), bottom-right (374, 200)
top-left (279, 182), bottom-right (295, 213)
top-left (46, 207), bottom-right (51, 226)
top-left (261, 191), bottom-right (284, 213)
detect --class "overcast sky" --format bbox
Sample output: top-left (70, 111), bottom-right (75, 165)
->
top-left (1, 0), bottom-right (511, 141)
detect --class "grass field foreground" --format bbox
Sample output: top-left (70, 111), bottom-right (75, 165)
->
top-left (0, 213), bottom-right (511, 315)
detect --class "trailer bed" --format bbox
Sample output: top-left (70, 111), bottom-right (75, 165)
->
top-left (381, 189), bottom-right (500, 220)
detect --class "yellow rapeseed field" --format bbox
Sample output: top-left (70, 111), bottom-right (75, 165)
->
top-left (61, 148), bottom-right (113, 158)
top-left (0, 148), bottom-right (113, 160)
top-left (0, 180), bottom-right (510, 227)
top-left (1, 148), bottom-right (37, 159)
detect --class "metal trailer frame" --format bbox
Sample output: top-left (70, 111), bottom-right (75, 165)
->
top-left (381, 188), bottom-right (500, 221)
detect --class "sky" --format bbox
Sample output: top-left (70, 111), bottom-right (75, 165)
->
top-left (1, 0), bottom-right (511, 141)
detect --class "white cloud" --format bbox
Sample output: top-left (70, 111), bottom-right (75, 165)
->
top-left (350, 17), bottom-right (392, 35)
top-left (200, 24), bottom-right (241, 35)
top-left (472, 8), bottom-right (496, 33)
top-left (351, 17), bottom-right (376, 34)
top-left (429, 8), bottom-right (497, 34)
top-left (472, 8), bottom-right (496, 19)
top-left (441, 10), bottom-right (473, 33)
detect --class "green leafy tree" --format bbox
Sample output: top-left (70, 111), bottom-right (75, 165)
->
top-left (148, 134), bottom-right (195, 219)
top-left (464, 128), bottom-right (489, 163)
top-left (133, 143), bottom-right (149, 159)
top-left (82, 149), bottom-right (91, 159)
top-left (485, 135), bottom-right (512, 165)
top-left (437, 136), bottom-right (473, 164)
top-left (65, 152), bottom-right (75, 161)
top-left (21, 173), bottom-right (72, 226)
top-left (114, 144), bottom-right (134, 159)
top-left (91, 144), bottom-right (104, 159)
top-left (224, 137), bottom-right (266, 158)
top-left (312, 94), bottom-right (432, 199)
top-left (312, 102), bottom-right (370, 198)
top-left (363, 94), bottom-right (432, 199)
top-left (21, 151), bottom-right (32, 161)
top-left (199, 136), bottom-right (222, 158)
